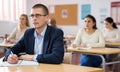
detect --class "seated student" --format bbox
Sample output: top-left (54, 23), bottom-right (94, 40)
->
top-left (48, 17), bottom-right (57, 28)
top-left (6, 14), bottom-right (30, 44)
top-left (0, 14), bottom-right (30, 58)
top-left (103, 17), bottom-right (120, 72)
top-left (3, 4), bottom-right (64, 64)
top-left (103, 17), bottom-right (120, 43)
top-left (71, 14), bottom-right (105, 67)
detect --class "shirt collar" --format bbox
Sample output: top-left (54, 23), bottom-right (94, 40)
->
top-left (34, 26), bottom-right (47, 38)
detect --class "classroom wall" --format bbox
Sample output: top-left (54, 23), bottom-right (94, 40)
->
top-left (26, 0), bottom-right (120, 35)
top-left (0, 21), bottom-right (17, 36)
top-left (0, 0), bottom-right (120, 36)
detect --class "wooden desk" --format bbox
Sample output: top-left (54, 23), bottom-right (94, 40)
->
top-left (64, 35), bottom-right (76, 41)
top-left (0, 63), bottom-right (103, 72)
top-left (105, 42), bottom-right (120, 47)
top-left (68, 47), bottom-right (120, 55)
top-left (68, 47), bottom-right (120, 72)
top-left (0, 43), bottom-right (14, 48)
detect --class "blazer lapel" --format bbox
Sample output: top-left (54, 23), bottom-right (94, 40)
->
top-left (27, 29), bottom-right (35, 54)
top-left (43, 26), bottom-right (51, 54)
top-left (30, 35), bottom-right (35, 54)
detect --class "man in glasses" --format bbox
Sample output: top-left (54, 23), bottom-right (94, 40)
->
top-left (4, 4), bottom-right (64, 64)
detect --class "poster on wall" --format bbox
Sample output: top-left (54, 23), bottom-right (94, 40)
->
top-left (81, 4), bottom-right (91, 20)
top-left (100, 15), bottom-right (106, 23)
top-left (62, 9), bottom-right (68, 18)
top-left (49, 5), bottom-right (55, 14)
top-left (99, 8), bottom-right (107, 23)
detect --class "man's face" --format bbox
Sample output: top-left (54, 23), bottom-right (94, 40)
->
top-left (30, 8), bottom-right (49, 29)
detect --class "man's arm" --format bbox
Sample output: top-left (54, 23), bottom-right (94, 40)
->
top-left (3, 29), bottom-right (28, 61)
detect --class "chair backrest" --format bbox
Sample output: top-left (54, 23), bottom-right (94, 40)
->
top-left (63, 52), bottom-right (72, 64)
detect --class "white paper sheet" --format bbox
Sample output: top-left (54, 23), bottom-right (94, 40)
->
top-left (0, 60), bottom-right (39, 66)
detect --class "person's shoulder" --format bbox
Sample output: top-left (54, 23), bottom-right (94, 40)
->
top-left (25, 28), bottom-right (35, 33)
top-left (26, 28), bottom-right (34, 31)
top-left (95, 29), bottom-right (103, 35)
top-left (55, 27), bottom-right (63, 32)
top-left (13, 27), bottom-right (18, 31)
top-left (112, 29), bottom-right (120, 34)
top-left (77, 28), bottom-right (85, 34)
top-left (26, 27), bottom-right (30, 30)
top-left (48, 26), bottom-right (63, 33)
top-left (96, 29), bottom-right (102, 32)
top-left (114, 29), bottom-right (119, 31)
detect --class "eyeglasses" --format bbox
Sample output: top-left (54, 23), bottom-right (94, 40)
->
top-left (30, 14), bottom-right (46, 18)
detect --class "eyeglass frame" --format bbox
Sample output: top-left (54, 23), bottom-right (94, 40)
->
top-left (29, 14), bottom-right (47, 18)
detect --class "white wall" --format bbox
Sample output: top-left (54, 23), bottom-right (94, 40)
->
top-left (1, 0), bottom-right (120, 36)
top-left (0, 21), bottom-right (17, 36)
top-left (26, 0), bottom-right (120, 35)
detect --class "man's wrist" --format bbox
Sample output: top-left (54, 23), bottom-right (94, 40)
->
top-left (33, 54), bottom-right (38, 62)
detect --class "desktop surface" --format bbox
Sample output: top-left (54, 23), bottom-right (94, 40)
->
top-left (0, 63), bottom-right (103, 72)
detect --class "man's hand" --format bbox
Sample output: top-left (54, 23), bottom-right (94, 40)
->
top-left (19, 54), bottom-right (34, 61)
top-left (7, 54), bottom-right (19, 64)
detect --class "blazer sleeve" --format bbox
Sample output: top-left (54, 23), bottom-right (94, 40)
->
top-left (3, 29), bottom-right (27, 61)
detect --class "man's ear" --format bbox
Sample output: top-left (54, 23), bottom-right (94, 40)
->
top-left (46, 15), bottom-right (50, 21)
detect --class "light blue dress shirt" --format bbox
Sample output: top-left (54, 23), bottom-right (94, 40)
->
top-left (33, 26), bottom-right (47, 61)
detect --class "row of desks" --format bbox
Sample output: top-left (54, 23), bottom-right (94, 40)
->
top-left (0, 42), bottom-right (120, 72)
top-left (0, 43), bottom-right (14, 48)
top-left (0, 43), bottom-right (103, 72)
top-left (68, 47), bottom-right (120, 72)
top-left (64, 35), bottom-right (120, 72)
top-left (0, 39), bottom-right (120, 48)
top-left (105, 42), bottom-right (120, 47)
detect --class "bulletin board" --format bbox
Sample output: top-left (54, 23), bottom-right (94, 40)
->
top-left (49, 4), bottom-right (78, 25)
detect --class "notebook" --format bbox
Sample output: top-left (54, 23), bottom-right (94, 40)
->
top-left (0, 60), bottom-right (39, 67)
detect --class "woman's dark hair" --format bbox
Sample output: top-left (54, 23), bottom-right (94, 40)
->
top-left (105, 17), bottom-right (117, 29)
top-left (85, 14), bottom-right (97, 29)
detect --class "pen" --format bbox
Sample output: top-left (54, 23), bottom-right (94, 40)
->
top-left (11, 51), bottom-right (14, 55)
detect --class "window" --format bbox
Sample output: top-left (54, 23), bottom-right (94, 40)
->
top-left (111, 2), bottom-right (120, 25)
top-left (0, 0), bottom-right (26, 21)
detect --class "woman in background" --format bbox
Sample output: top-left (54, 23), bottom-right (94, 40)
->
top-left (103, 17), bottom-right (120, 72)
top-left (7, 14), bottom-right (30, 44)
top-left (72, 14), bottom-right (105, 67)
top-left (103, 17), bottom-right (120, 43)
top-left (48, 18), bottom-right (57, 28)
